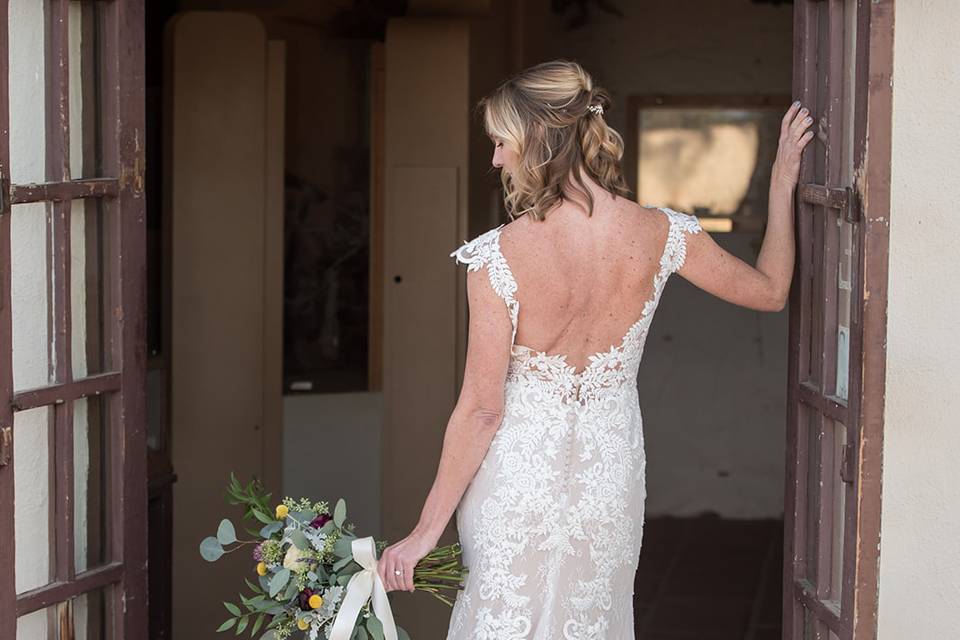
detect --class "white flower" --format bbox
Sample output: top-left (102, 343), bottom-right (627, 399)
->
top-left (283, 545), bottom-right (307, 571)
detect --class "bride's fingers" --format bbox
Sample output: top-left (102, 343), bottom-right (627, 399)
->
top-left (781, 102), bottom-right (802, 131)
top-left (792, 109), bottom-right (814, 136)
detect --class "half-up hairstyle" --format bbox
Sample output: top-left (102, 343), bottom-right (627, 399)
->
top-left (478, 59), bottom-right (631, 221)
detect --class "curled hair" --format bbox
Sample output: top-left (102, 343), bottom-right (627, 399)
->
top-left (478, 59), bottom-right (631, 221)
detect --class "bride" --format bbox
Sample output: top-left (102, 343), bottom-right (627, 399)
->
top-left (374, 60), bottom-right (812, 638)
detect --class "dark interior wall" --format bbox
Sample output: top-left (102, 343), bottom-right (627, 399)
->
top-left (517, 0), bottom-right (794, 518)
top-left (521, 0), bottom-right (794, 138)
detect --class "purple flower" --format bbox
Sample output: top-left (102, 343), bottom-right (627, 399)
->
top-left (310, 514), bottom-right (332, 529)
top-left (252, 542), bottom-right (264, 562)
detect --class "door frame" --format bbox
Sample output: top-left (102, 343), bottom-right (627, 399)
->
top-left (783, 1), bottom-right (893, 638)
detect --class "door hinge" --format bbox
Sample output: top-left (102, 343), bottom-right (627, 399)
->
top-left (840, 443), bottom-right (855, 484)
top-left (0, 425), bottom-right (11, 467)
top-left (798, 183), bottom-right (859, 224)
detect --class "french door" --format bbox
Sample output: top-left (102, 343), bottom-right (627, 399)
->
top-left (784, 1), bottom-right (893, 639)
top-left (0, 1), bottom-right (148, 638)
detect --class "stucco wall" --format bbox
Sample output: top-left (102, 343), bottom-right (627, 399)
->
top-left (877, 2), bottom-right (960, 637)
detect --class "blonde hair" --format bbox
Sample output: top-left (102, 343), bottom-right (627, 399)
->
top-left (478, 59), bottom-right (631, 222)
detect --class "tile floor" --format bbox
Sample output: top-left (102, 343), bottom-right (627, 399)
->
top-left (633, 515), bottom-right (783, 640)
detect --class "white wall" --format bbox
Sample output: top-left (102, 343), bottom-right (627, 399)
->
top-left (877, 2), bottom-right (960, 637)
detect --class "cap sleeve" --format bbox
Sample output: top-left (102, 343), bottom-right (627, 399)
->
top-left (450, 224), bottom-right (519, 345)
top-left (660, 207), bottom-right (703, 274)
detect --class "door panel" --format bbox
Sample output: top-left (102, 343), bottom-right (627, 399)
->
top-left (785, 1), bottom-right (892, 639)
top-left (0, 1), bottom-right (148, 638)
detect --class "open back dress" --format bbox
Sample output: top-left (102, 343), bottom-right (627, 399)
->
top-left (445, 206), bottom-right (703, 640)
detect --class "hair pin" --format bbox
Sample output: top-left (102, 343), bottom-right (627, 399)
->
top-left (587, 104), bottom-right (604, 116)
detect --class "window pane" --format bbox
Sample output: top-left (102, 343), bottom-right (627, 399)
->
top-left (8, 0), bottom-right (46, 184)
top-left (74, 396), bottom-right (110, 572)
top-left (636, 106), bottom-right (782, 233)
top-left (12, 203), bottom-right (52, 391)
top-left (16, 587), bottom-right (108, 640)
top-left (834, 217), bottom-right (854, 401)
top-left (14, 406), bottom-right (53, 594)
top-left (804, 406), bottom-right (819, 583)
top-left (69, 1), bottom-right (107, 179)
top-left (71, 198), bottom-right (114, 379)
top-left (829, 419), bottom-right (847, 603)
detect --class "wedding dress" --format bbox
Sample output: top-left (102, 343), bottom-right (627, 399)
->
top-left (445, 206), bottom-right (703, 640)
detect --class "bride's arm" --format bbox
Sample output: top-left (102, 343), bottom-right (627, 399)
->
top-left (677, 101), bottom-right (815, 311)
top-left (377, 265), bottom-right (513, 592)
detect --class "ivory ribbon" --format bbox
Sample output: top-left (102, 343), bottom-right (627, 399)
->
top-left (328, 536), bottom-right (398, 640)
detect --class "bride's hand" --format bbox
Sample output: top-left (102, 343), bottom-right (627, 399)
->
top-left (376, 528), bottom-right (439, 593)
top-left (772, 101), bottom-right (816, 192)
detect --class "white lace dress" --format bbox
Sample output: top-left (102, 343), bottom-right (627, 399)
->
top-left (445, 207), bottom-right (703, 640)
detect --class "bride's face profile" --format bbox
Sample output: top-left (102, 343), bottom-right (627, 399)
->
top-left (490, 136), bottom-right (518, 176)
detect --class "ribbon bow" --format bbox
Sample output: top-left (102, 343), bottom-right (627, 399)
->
top-left (328, 536), bottom-right (398, 640)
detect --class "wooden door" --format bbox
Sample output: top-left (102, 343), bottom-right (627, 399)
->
top-left (0, 1), bottom-right (149, 638)
top-left (784, 1), bottom-right (893, 638)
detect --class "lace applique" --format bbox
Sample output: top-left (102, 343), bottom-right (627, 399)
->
top-left (450, 224), bottom-right (520, 345)
top-left (655, 206), bottom-right (702, 273)
top-left (446, 207), bottom-right (700, 639)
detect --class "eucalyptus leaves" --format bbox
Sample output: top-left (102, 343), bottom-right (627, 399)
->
top-left (199, 475), bottom-right (467, 639)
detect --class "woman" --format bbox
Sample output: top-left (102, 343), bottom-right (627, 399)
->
top-left (376, 60), bottom-right (813, 638)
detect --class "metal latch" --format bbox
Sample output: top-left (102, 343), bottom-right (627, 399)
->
top-left (799, 183), bottom-right (859, 224)
top-left (840, 443), bottom-right (855, 484)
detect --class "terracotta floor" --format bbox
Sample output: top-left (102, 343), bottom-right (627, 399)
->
top-left (633, 515), bottom-right (783, 640)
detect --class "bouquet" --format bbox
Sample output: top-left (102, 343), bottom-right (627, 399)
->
top-left (199, 475), bottom-right (468, 640)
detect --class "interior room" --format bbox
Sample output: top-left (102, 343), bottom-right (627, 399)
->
top-left (143, 1), bottom-right (794, 638)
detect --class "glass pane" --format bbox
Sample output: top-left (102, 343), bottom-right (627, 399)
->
top-left (636, 106), bottom-right (783, 233)
top-left (73, 587), bottom-right (108, 640)
top-left (14, 406), bottom-right (53, 593)
top-left (804, 407), bottom-right (820, 583)
top-left (8, 0), bottom-right (47, 183)
top-left (834, 0), bottom-right (859, 404)
top-left (834, 218), bottom-right (853, 401)
top-left (16, 587), bottom-right (108, 640)
top-left (69, 1), bottom-right (107, 179)
top-left (71, 199), bottom-right (113, 378)
top-left (829, 420), bottom-right (847, 602)
top-left (11, 204), bottom-right (52, 391)
top-left (74, 396), bottom-right (109, 572)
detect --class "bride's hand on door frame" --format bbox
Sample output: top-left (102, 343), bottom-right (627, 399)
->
top-left (772, 101), bottom-right (816, 192)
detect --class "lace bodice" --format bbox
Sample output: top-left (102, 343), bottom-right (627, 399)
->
top-left (445, 206), bottom-right (702, 640)
top-left (450, 206), bottom-right (703, 405)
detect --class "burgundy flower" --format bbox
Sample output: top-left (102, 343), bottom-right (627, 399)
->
top-left (310, 514), bottom-right (332, 529)
top-left (297, 588), bottom-right (315, 611)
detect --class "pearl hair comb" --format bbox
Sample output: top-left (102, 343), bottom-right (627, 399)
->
top-left (587, 104), bottom-right (604, 116)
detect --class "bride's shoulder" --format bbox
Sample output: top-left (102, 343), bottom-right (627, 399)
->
top-left (450, 221), bottom-right (510, 269)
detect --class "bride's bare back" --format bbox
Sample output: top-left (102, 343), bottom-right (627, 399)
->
top-left (498, 193), bottom-right (670, 373)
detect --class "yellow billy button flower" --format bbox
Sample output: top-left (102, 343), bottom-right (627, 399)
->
top-left (275, 504), bottom-right (289, 520)
top-left (308, 594), bottom-right (323, 609)
top-left (297, 618), bottom-right (310, 631)
top-left (256, 562), bottom-right (267, 576)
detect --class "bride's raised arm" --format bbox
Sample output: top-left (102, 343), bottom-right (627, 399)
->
top-left (676, 101), bottom-right (815, 312)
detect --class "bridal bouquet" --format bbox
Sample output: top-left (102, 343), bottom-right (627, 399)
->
top-left (199, 475), bottom-right (467, 640)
